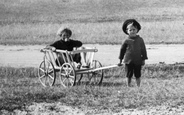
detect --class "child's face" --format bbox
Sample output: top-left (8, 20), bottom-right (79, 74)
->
top-left (61, 31), bottom-right (71, 42)
top-left (126, 24), bottom-right (138, 37)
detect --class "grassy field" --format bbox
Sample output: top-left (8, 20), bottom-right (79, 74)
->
top-left (1, 0), bottom-right (184, 45)
top-left (0, 64), bottom-right (184, 113)
top-left (1, 0), bottom-right (184, 114)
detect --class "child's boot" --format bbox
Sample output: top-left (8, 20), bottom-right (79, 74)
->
top-left (136, 78), bottom-right (141, 87)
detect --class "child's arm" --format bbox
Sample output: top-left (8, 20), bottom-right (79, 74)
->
top-left (118, 59), bottom-right (123, 66)
top-left (118, 41), bottom-right (127, 66)
top-left (142, 60), bottom-right (145, 65)
top-left (46, 45), bottom-right (56, 51)
top-left (140, 38), bottom-right (148, 60)
top-left (72, 40), bottom-right (82, 48)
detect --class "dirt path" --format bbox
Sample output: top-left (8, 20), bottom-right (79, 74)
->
top-left (0, 44), bottom-right (184, 67)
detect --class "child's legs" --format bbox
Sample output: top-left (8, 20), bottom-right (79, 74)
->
top-left (136, 78), bottom-right (141, 87)
top-left (134, 64), bottom-right (142, 87)
top-left (56, 55), bottom-right (65, 66)
top-left (72, 53), bottom-right (81, 64)
top-left (125, 64), bottom-right (134, 86)
top-left (78, 47), bottom-right (87, 66)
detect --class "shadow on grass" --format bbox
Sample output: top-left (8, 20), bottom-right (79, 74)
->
top-left (75, 81), bottom-right (124, 87)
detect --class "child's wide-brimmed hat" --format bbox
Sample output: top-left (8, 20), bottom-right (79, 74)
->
top-left (122, 19), bottom-right (141, 35)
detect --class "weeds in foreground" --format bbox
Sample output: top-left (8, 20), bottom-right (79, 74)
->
top-left (0, 64), bottom-right (184, 112)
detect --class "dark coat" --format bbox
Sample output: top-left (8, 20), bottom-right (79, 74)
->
top-left (50, 39), bottom-right (82, 65)
top-left (119, 35), bottom-right (148, 65)
top-left (50, 39), bottom-right (82, 51)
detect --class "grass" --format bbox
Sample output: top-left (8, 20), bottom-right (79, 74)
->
top-left (1, 0), bottom-right (184, 45)
top-left (1, 21), bottom-right (184, 45)
top-left (1, 0), bottom-right (184, 114)
top-left (1, 0), bottom-right (184, 113)
top-left (0, 64), bottom-right (184, 113)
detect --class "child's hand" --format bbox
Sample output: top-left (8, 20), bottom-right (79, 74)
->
top-left (73, 47), bottom-right (77, 51)
top-left (118, 60), bottom-right (123, 66)
top-left (46, 46), bottom-right (56, 51)
top-left (51, 47), bottom-right (56, 51)
top-left (118, 63), bottom-right (123, 66)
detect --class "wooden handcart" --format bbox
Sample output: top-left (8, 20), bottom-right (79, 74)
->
top-left (38, 47), bottom-right (118, 88)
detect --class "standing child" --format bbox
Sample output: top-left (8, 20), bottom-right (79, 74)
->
top-left (118, 19), bottom-right (148, 87)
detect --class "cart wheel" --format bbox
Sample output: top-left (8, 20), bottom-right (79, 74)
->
top-left (60, 63), bottom-right (76, 88)
top-left (88, 60), bottom-right (104, 85)
top-left (38, 60), bottom-right (56, 87)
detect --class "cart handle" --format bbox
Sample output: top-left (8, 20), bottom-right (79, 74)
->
top-left (71, 49), bottom-right (98, 54)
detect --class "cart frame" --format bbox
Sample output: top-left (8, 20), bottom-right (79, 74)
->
top-left (38, 47), bottom-right (118, 88)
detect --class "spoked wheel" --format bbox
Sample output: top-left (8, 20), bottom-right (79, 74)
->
top-left (88, 60), bottom-right (104, 85)
top-left (38, 60), bottom-right (56, 87)
top-left (60, 63), bottom-right (76, 88)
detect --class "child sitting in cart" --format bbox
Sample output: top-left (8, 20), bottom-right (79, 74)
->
top-left (47, 27), bottom-right (88, 68)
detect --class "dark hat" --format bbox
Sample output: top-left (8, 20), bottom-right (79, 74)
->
top-left (122, 19), bottom-right (141, 35)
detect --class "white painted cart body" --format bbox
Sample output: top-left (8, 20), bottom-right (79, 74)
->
top-left (38, 47), bottom-right (118, 88)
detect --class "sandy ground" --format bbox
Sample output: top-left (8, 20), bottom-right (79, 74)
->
top-left (0, 44), bottom-right (184, 67)
top-left (1, 44), bottom-right (184, 115)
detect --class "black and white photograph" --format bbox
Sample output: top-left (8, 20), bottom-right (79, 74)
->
top-left (1, 0), bottom-right (184, 114)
